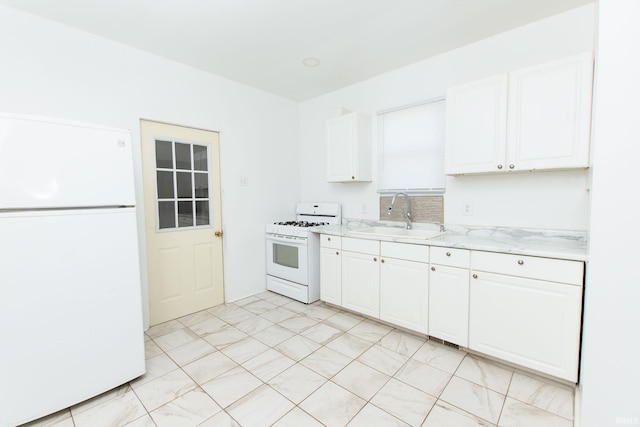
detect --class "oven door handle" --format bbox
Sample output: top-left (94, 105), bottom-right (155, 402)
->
top-left (266, 234), bottom-right (307, 245)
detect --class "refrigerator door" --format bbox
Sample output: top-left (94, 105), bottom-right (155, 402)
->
top-left (0, 113), bottom-right (135, 209)
top-left (0, 208), bottom-right (145, 426)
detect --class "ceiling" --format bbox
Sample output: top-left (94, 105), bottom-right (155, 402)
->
top-left (0, 0), bottom-right (593, 101)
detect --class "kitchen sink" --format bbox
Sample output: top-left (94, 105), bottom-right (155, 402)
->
top-left (349, 226), bottom-right (444, 240)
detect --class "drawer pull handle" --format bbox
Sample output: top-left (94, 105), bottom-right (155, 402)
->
top-left (381, 259), bottom-right (385, 263)
top-left (431, 266), bottom-right (435, 271)
top-left (518, 259), bottom-right (524, 265)
top-left (374, 257), bottom-right (377, 262)
top-left (327, 237), bottom-right (331, 241)
top-left (446, 252), bottom-right (451, 257)
top-left (509, 164), bottom-right (515, 169)
top-left (497, 164), bottom-right (503, 169)
top-left (473, 273), bottom-right (478, 279)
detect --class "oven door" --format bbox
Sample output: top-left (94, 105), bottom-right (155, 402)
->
top-left (265, 233), bottom-right (308, 285)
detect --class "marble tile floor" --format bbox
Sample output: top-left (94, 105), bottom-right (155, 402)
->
top-left (24, 291), bottom-right (576, 427)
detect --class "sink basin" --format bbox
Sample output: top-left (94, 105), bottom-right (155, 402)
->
top-left (349, 227), bottom-right (444, 240)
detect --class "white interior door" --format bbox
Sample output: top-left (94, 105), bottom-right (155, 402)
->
top-left (140, 120), bottom-right (223, 326)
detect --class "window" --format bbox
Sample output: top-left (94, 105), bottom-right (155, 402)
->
top-left (155, 139), bottom-right (211, 230)
top-left (377, 99), bottom-right (446, 194)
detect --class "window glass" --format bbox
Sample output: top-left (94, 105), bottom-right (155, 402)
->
top-left (194, 173), bottom-right (209, 198)
top-left (178, 201), bottom-right (193, 227)
top-left (155, 140), bottom-right (173, 169)
top-left (193, 145), bottom-right (208, 171)
top-left (158, 201), bottom-right (175, 229)
top-left (156, 171), bottom-right (174, 199)
top-left (175, 143), bottom-right (191, 170)
top-left (195, 201), bottom-right (210, 226)
top-left (176, 172), bottom-right (192, 198)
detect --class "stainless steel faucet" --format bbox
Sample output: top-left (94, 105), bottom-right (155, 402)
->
top-left (388, 192), bottom-right (412, 229)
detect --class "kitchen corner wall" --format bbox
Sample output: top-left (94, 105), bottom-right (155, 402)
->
top-left (0, 5), bottom-right (300, 326)
top-left (299, 4), bottom-right (596, 231)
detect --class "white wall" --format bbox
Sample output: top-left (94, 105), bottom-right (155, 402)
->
top-left (299, 4), bottom-right (595, 231)
top-left (0, 5), bottom-right (301, 325)
top-left (579, 1), bottom-right (640, 425)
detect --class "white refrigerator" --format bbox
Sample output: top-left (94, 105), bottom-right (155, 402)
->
top-left (0, 113), bottom-right (145, 426)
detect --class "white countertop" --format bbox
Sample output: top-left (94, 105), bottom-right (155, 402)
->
top-left (311, 220), bottom-right (588, 261)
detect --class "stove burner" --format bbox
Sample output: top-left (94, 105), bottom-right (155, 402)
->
top-left (274, 221), bottom-right (329, 227)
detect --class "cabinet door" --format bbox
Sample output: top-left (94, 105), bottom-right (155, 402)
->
top-left (341, 250), bottom-right (379, 318)
top-left (380, 257), bottom-right (428, 334)
top-left (469, 271), bottom-right (582, 382)
top-left (445, 74), bottom-right (508, 174)
top-left (327, 114), bottom-right (355, 182)
top-left (429, 264), bottom-right (469, 346)
top-left (507, 53), bottom-right (593, 171)
top-left (320, 246), bottom-right (342, 306)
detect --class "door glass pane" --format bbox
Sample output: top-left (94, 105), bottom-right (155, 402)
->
top-left (193, 145), bottom-right (208, 171)
top-left (156, 171), bottom-right (174, 198)
top-left (176, 172), bottom-right (192, 198)
top-left (196, 201), bottom-right (209, 225)
top-left (155, 140), bottom-right (173, 169)
top-left (273, 243), bottom-right (299, 269)
top-left (178, 201), bottom-right (193, 227)
top-left (158, 201), bottom-right (175, 229)
top-left (194, 173), bottom-right (209, 198)
top-left (175, 143), bottom-right (191, 170)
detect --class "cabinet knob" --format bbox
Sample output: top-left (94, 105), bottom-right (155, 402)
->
top-left (373, 257), bottom-right (377, 262)
top-left (497, 164), bottom-right (503, 169)
top-left (352, 176), bottom-right (355, 180)
top-left (336, 251), bottom-right (339, 255)
top-left (473, 273), bottom-right (478, 279)
top-left (327, 237), bottom-right (331, 241)
top-left (431, 266), bottom-right (435, 271)
top-left (518, 259), bottom-right (524, 265)
top-left (446, 251), bottom-right (451, 257)
top-left (509, 164), bottom-right (515, 169)
top-left (381, 259), bottom-right (385, 263)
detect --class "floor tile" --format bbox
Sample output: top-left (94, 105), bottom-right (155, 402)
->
top-left (202, 324), bottom-right (248, 349)
top-left (226, 384), bottom-right (294, 427)
top-left (377, 330), bottom-right (425, 357)
top-left (152, 328), bottom-right (200, 352)
top-left (326, 333), bottom-right (374, 358)
top-left (72, 390), bottom-right (147, 427)
top-left (440, 376), bottom-right (505, 424)
top-left (261, 293), bottom-right (297, 307)
top-left (144, 339), bottom-right (164, 359)
top-left (259, 307), bottom-right (298, 323)
top-left (219, 337), bottom-right (270, 364)
top-left (132, 369), bottom-right (198, 411)
top-left (358, 345), bottom-right (409, 376)
top-left (300, 345), bottom-right (353, 378)
top-left (130, 354), bottom-right (178, 387)
top-left (233, 296), bottom-right (261, 306)
top-left (348, 319), bottom-right (394, 342)
top-left (499, 397), bottom-right (573, 427)
top-left (323, 311), bottom-right (364, 331)
top-left (146, 320), bottom-right (184, 339)
top-left (332, 360), bottom-right (390, 400)
top-left (201, 366), bottom-right (262, 408)
top-left (181, 351), bottom-right (237, 385)
top-left (301, 322), bottom-right (343, 344)
top-left (241, 348), bottom-right (296, 382)
top-left (347, 403), bottom-right (410, 427)
top-left (508, 372), bottom-right (574, 420)
top-left (281, 300), bottom-right (311, 314)
top-left (187, 317), bottom-right (227, 337)
top-left (299, 381), bottom-right (366, 426)
top-left (177, 309), bottom-right (215, 328)
top-left (274, 335), bottom-right (322, 361)
top-left (198, 410), bottom-right (241, 426)
top-left (411, 340), bottom-right (466, 373)
top-left (455, 355), bottom-right (514, 395)
top-left (234, 315), bottom-right (274, 335)
top-left (371, 378), bottom-right (437, 426)
top-left (124, 414), bottom-right (156, 427)
top-left (267, 364), bottom-right (328, 404)
top-left (272, 407), bottom-right (324, 427)
top-left (21, 409), bottom-right (74, 427)
top-left (242, 299), bottom-right (279, 314)
top-left (394, 359), bottom-right (451, 396)
top-left (423, 401), bottom-right (495, 427)
top-left (210, 305), bottom-right (255, 325)
top-left (304, 304), bottom-right (340, 321)
top-left (165, 338), bottom-right (216, 366)
top-left (252, 324), bottom-right (296, 347)
top-left (71, 384), bottom-right (131, 417)
top-left (149, 389), bottom-right (220, 427)
top-left (278, 315), bottom-right (318, 333)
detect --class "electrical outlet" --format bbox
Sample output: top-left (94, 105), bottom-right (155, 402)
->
top-left (239, 176), bottom-right (249, 186)
top-left (463, 202), bottom-right (473, 216)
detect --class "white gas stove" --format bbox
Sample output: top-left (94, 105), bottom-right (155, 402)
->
top-left (265, 203), bottom-right (341, 303)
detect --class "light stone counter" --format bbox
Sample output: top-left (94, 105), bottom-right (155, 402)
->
top-left (311, 219), bottom-right (588, 261)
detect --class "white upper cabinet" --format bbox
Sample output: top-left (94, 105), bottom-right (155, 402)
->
top-left (445, 53), bottom-right (593, 175)
top-left (326, 112), bottom-right (372, 182)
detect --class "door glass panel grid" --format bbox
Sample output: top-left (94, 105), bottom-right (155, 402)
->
top-left (155, 139), bottom-right (212, 231)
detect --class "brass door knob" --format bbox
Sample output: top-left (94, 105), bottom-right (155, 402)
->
top-left (214, 230), bottom-right (223, 237)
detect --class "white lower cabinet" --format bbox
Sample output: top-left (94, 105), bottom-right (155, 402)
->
top-left (320, 235), bottom-right (342, 306)
top-left (341, 238), bottom-right (380, 318)
top-left (379, 242), bottom-right (429, 334)
top-left (469, 252), bottom-right (583, 382)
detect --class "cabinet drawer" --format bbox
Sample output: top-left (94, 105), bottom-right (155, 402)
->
top-left (320, 234), bottom-right (341, 249)
top-left (471, 251), bottom-right (583, 285)
top-left (381, 242), bottom-right (429, 263)
top-left (342, 237), bottom-right (379, 255)
top-left (430, 247), bottom-right (470, 268)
